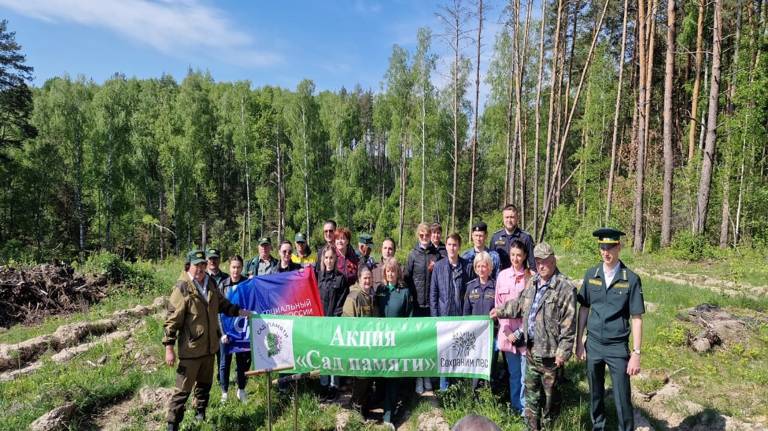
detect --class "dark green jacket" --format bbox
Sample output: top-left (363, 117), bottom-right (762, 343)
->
top-left (577, 261), bottom-right (645, 344)
top-left (374, 282), bottom-right (413, 318)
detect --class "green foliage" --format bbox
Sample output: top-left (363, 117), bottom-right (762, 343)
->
top-left (656, 321), bottom-right (690, 347)
top-left (666, 231), bottom-right (715, 261)
top-left (439, 382), bottom-right (522, 429)
top-left (545, 205), bottom-right (597, 257)
top-left (78, 251), bottom-right (155, 291)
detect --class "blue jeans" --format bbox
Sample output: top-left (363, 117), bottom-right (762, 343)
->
top-left (504, 351), bottom-right (526, 414)
top-left (439, 377), bottom-right (451, 391)
top-left (219, 344), bottom-right (251, 391)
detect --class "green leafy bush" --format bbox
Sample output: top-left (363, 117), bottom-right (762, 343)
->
top-left (667, 232), bottom-right (715, 261)
top-left (77, 251), bottom-right (156, 292)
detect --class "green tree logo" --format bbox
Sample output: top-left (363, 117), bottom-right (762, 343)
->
top-left (266, 332), bottom-right (281, 357)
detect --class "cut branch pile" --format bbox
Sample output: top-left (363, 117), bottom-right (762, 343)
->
top-left (0, 263), bottom-right (107, 328)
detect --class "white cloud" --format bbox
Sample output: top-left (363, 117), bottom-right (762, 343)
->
top-left (0, 0), bottom-right (282, 66)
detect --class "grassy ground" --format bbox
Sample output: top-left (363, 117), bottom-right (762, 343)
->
top-left (1, 251), bottom-right (767, 430)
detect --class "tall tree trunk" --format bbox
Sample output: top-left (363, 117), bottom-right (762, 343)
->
top-left (421, 79), bottom-right (427, 223)
top-left (687, 0), bottom-right (706, 163)
top-left (515, 0), bottom-right (533, 227)
top-left (302, 108), bottom-right (311, 242)
top-left (605, 0), bottom-right (629, 223)
top-left (469, 0), bottom-right (483, 234)
top-left (505, 0), bottom-right (519, 205)
top-left (543, 0), bottom-right (565, 231)
top-left (633, 0), bottom-right (648, 253)
top-left (450, 4), bottom-right (462, 233)
top-left (693, 0), bottom-right (722, 235)
top-left (539, 0), bottom-right (609, 241)
top-left (75, 130), bottom-right (85, 257)
top-left (557, 0), bottom-right (580, 206)
top-left (398, 134), bottom-right (407, 247)
top-left (719, 163), bottom-right (731, 247)
top-left (661, 0), bottom-right (676, 247)
top-left (532, 0), bottom-right (547, 235)
top-left (276, 123), bottom-right (285, 241)
top-left (242, 98), bottom-right (252, 256)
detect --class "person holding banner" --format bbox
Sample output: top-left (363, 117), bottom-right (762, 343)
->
top-left (463, 251), bottom-right (498, 390)
top-left (277, 241), bottom-right (302, 273)
top-left (429, 232), bottom-right (469, 391)
top-left (317, 246), bottom-right (350, 400)
top-left (374, 258), bottom-right (413, 427)
top-left (163, 250), bottom-right (252, 431)
top-left (217, 256), bottom-right (251, 403)
top-left (342, 266), bottom-right (378, 414)
top-left (489, 243), bottom-right (577, 431)
top-left (495, 239), bottom-right (532, 416)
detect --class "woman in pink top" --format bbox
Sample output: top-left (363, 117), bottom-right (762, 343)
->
top-left (495, 239), bottom-right (531, 415)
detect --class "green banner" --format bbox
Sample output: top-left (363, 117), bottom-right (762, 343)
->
top-left (250, 315), bottom-right (493, 379)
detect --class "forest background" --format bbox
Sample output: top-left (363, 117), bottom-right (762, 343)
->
top-left (1, 0), bottom-right (767, 264)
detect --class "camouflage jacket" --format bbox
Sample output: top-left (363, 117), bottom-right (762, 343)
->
top-left (495, 270), bottom-right (577, 360)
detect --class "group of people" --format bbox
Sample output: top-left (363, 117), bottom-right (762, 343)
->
top-left (162, 204), bottom-right (645, 431)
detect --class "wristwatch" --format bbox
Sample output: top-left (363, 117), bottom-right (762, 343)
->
top-left (632, 348), bottom-right (641, 355)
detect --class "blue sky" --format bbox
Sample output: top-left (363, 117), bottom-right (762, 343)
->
top-left (0, 0), bottom-right (505, 96)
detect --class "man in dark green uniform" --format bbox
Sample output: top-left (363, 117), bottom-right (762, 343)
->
top-left (576, 228), bottom-right (644, 431)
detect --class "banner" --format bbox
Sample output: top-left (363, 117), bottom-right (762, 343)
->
top-left (222, 269), bottom-right (322, 353)
top-left (250, 315), bottom-right (492, 379)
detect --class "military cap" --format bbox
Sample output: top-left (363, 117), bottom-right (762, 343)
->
top-left (187, 249), bottom-right (207, 265)
top-left (471, 221), bottom-right (488, 233)
top-left (258, 237), bottom-right (272, 246)
top-left (358, 233), bottom-right (374, 245)
top-left (294, 233), bottom-right (307, 243)
top-left (533, 242), bottom-right (555, 259)
top-left (206, 248), bottom-right (220, 259)
top-left (592, 227), bottom-right (625, 249)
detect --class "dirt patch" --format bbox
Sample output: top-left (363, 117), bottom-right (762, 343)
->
top-left (633, 377), bottom-right (767, 430)
top-left (414, 409), bottom-right (450, 431)
top-left (0, 263), bottom-right (107, 328)
top-left (676, 304), bottom-right (762, 353)
top-left (91, 386), bottom-right (173, 431)
top-left (634, 268), bottom-right (768, 300)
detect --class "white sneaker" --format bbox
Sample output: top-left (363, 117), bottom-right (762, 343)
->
top-left (415, 377), bottom-right (424, 394)
top-left (423, 378), bottom-right (432, 392)
top-left (221, 391), bottom-right (228, 402)
top-left (237, 388), bottom-right (247, 402)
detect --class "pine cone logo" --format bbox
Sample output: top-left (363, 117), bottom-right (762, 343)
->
top-left (451, 331), bottom-right (477, 358)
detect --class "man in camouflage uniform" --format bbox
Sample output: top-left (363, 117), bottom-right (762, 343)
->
top-left (163, 250), bottom-right (251, 431)
top-left (490, 243), bottom-right (577, 430)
